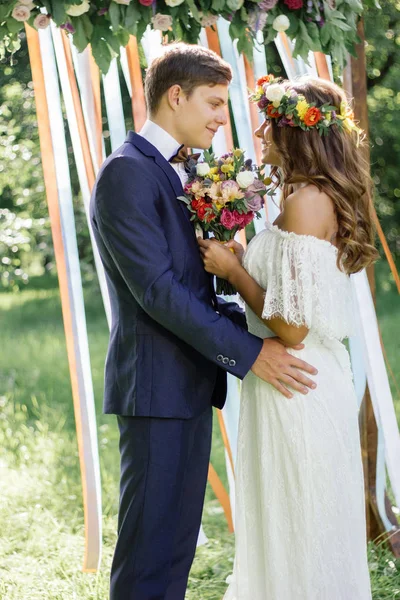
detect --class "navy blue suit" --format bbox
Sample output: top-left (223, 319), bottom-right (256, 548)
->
top-left (90, 132), bottom-right (262, 599)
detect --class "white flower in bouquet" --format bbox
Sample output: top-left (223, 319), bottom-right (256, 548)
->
top-left (273, 14), bottom-right (290, 32)
top-left (66, 0), bottom-right (91, 17)
top-left (12, 5), bottom-right (31, 21)
top-left (165, 0), bottom-right (185, 6)
top-left (236, 170), bottom-right (255, 189)
top-left (196, 162), bottom-right (211, 177)
top-left (34, 13), bottom-right (51, 29)
top-left (151, 13), bottom-right (173, 31)
top-left (112, 0), bottom-right (131, 4)
top-left (264, 83), bottom-right (285, 107)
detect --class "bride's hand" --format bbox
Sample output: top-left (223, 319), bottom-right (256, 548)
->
top-left (198, 238), bottom-right (241, 280)
top-left (224, 240), bottom-right (245, 265)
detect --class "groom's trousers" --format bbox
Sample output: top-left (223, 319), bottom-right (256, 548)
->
top-left (110, 405), bottom-right (213, 600)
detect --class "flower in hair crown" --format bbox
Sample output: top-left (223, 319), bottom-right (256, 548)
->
top-left (250, 74), bottom-right (363, 142)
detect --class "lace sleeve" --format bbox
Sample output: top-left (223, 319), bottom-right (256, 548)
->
top-left (244, 225), bottom-right (355, 340)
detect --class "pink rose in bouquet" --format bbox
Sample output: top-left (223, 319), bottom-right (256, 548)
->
top-left (245, 179), bottom-right (266, 212)
top-left (220, 208), bottom-right (237, 230)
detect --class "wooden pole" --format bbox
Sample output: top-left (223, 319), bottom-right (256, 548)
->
top-left (350, 18), bottom-right (400, 556)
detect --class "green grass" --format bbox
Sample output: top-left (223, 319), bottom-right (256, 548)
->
top-left (0, 267), bottom-right (399, 600)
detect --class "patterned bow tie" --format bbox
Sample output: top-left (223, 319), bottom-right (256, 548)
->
top-left (169, 145), bottom-right (201, 165)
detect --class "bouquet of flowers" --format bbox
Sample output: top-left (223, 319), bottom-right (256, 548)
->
top-left (178, 149), bottom-right (266, 295)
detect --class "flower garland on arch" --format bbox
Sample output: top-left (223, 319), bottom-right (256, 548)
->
top-left (0, 0), bottom-right (379, 74)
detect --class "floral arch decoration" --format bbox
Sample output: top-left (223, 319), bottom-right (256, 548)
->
top-left (2, 0), bottom-right (377, 74)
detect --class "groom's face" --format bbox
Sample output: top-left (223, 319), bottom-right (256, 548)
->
top-left (175, 84), bottom-right (229, 149)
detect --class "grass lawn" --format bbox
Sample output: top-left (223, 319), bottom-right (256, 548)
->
top-left (0, 265), bottom-right (399, 600)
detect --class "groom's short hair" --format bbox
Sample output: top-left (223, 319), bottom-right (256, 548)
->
top-left (144, 42), bottom-right (232, 116)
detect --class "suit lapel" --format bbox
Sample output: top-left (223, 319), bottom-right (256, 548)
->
top-left (126, 131), bottom-right (183, 199)
top-left (126, 131), bottom-right (195, 231)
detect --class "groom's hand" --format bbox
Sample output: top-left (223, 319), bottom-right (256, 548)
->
top-left (251, 337), bottom-right (318, 399)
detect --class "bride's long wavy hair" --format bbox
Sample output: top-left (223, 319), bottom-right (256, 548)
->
top-left (268, 77), bottom-right (378, 274)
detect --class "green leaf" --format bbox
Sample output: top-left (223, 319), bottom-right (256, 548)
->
top-left (71, 18), bottom-right (89, 52)
top-left (116, 28), bottom-right (130, 48)
top-left (91, 28), bottom-right (112, 74)
top-left (125, 3), bottom-right (141, 29)
top-left (320, 23), bottom-right (331, 48)
top-left (172, 18), bottom-right (184, 40)
top-left (50, 1), bottom-right (67, 26)
top-left (5, 18), bottom-right (23, 35)
top-left (330, 18), bottom-right (353, 32)
top-left (40, 0), bottom-right (52, 14)
top-left (212, 0), bottom-right (225, 12)
top-left (107, 32), bottom-right (121, 54)
top-left (81, 14), bottom-right (93, 39)
top-left (0, 5), bottom-right (11, 21)
top-left (109, 2), bottom-right (121, 31)
top-left (136, 18), bottom-right (148, 42)
top-left (185, 0), bottom-right (200, 22)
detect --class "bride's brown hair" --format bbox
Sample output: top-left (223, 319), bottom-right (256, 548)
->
top-left (268, 77), bottom-right (379, 274)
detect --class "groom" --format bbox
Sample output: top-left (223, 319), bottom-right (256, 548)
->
top-left (90, 42), bottom-right (317, 600)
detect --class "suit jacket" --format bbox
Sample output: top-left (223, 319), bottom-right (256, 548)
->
top-left (90, 131), bottom-right (263, 418)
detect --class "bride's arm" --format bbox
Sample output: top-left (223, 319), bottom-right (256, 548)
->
top-left (199, 186), bottom-right (334, 346)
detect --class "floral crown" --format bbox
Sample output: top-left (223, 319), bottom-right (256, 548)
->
top-left (250, 74), bottom-right (362, 142)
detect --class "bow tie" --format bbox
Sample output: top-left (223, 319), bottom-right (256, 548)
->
top-left (169, 145), bottom-right (201, 165)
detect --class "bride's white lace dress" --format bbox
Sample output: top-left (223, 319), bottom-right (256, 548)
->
top-left (224, 223), bottom-right (372, 600)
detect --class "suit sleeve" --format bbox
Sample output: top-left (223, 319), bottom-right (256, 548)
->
top-left (94, 156), bottom-right (262, 379)
top-left (217, 298), bottom-right (248, 330)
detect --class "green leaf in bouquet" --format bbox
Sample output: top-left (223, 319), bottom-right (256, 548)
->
top-left (109, 2), bottom-right (121, 31)
top-left (177, 196), bottom-right (191, 205)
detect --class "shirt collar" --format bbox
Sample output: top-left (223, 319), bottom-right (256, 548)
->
top-left (138, 120), bottom-right (182, 162)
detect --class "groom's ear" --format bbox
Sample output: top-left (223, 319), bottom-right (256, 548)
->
top-left (167, 85), bottom-right (184, 112)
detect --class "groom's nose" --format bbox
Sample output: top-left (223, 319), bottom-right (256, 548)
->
top-left (215, 108), bottom-right (228, 126)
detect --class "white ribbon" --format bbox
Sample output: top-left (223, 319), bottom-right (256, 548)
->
top-left (39, 25), bottom-right (102, 571)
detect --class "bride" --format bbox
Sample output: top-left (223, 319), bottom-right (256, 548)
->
top-left (198, 76), bottom-right (377, 599)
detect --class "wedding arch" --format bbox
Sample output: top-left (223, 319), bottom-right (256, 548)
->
top-left (2, 0), bottom-right (400, 571)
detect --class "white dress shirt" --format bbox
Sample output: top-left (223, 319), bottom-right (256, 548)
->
top-left (138, 119), bottom-right (188, 187)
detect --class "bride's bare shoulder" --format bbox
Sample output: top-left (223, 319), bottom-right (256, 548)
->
top-left (277, 185), bottom-right (336, 240)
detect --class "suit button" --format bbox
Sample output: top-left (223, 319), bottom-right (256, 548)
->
top-left (229, 359), bottom-right (236, 367)
top-left (217, 354), bottom-right (223, 362)
top-left (222, 357), bottom-right (229, 365)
